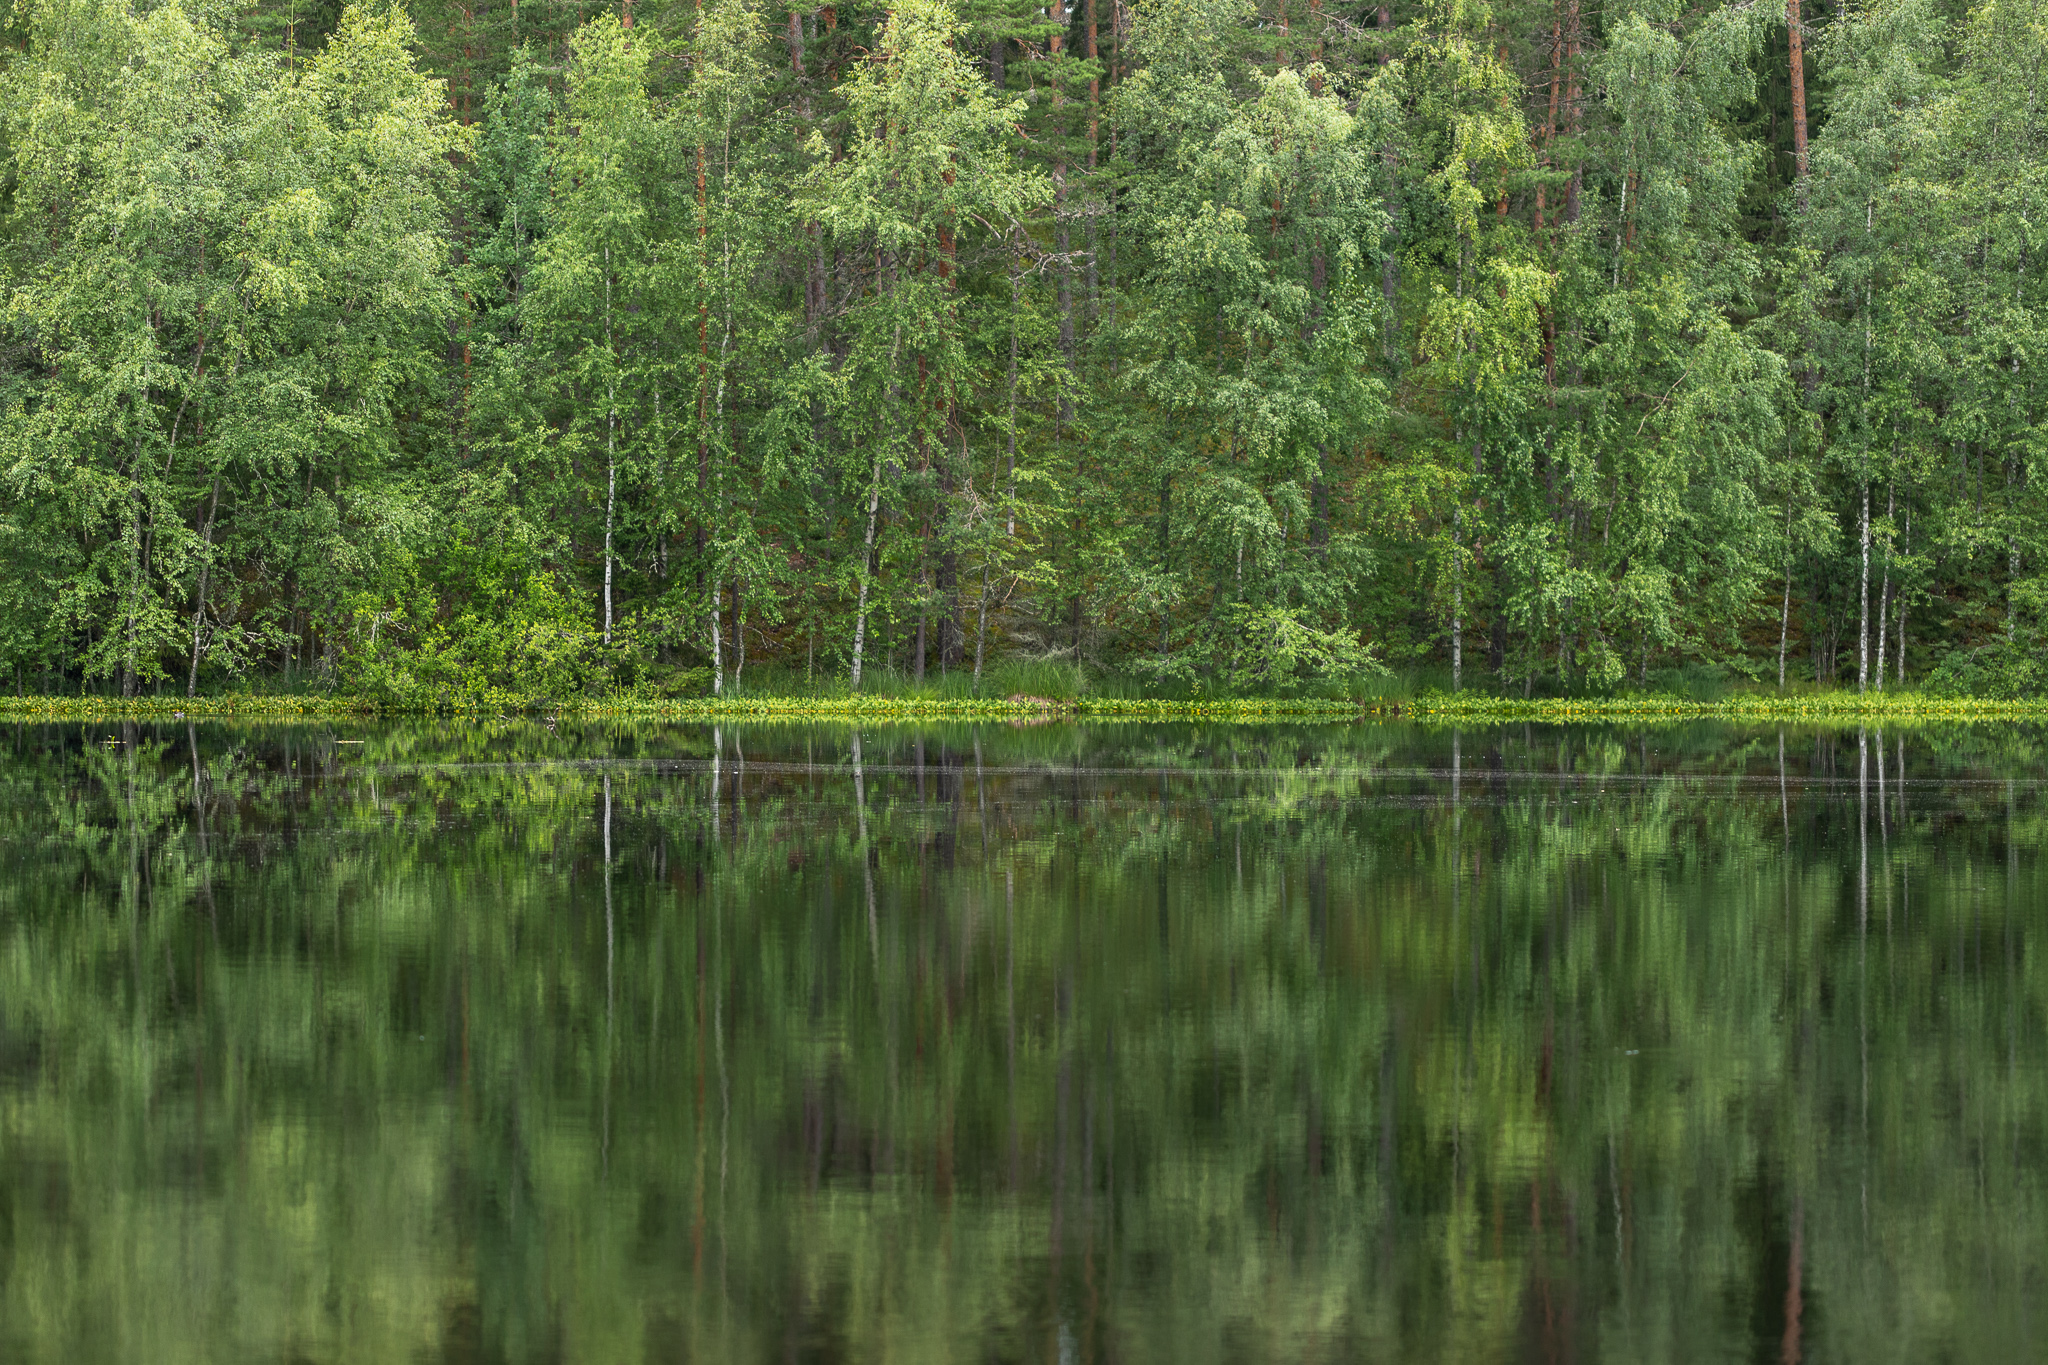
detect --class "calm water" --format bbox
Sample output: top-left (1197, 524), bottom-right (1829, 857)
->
top-left (0, 720), bottom-right (2041, 1363)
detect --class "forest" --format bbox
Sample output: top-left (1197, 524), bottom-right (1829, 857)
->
top-left (0, 0), bottom-right (2043, 703)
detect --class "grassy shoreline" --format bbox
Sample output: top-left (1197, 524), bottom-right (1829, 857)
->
top-left (6, 689), bottom-right (2048, 723)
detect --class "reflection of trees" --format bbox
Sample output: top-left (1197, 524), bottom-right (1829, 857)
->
top-left (0, 721), bottom-right (2042, 1362)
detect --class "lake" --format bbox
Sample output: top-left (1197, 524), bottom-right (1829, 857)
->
top-left (0, 719), bottom-right (2040, 1362)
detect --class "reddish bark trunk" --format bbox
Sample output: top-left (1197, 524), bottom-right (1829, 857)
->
top-left (1788, 0), bottom-right (1810, 213)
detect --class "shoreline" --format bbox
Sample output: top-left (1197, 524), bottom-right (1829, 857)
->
top-left (6, 691), bottom-right (2048, 724)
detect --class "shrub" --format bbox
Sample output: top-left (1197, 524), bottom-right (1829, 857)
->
top-left (1924, 638), bottom-right (2048, 700)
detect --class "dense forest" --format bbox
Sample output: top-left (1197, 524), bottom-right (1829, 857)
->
top-left (0, 0), bottom-right (2042, 701)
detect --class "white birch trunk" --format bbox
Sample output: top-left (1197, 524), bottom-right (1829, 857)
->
top-left (850, 451), bottom-right (884, 689)
top-left (1857, 479), bottom-right (1870, 693)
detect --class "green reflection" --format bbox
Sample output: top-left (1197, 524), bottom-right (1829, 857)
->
top-left (0, 721), bottom-right (2041, 1363)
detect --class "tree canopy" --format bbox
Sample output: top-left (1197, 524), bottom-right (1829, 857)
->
top-left (2, 0), bottom-right (2044, 700)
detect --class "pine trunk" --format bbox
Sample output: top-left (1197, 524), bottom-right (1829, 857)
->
top-left (1788, 0), bottom-right (1810, 213)
top-left (1563, 0), bottom-right (1583, 223)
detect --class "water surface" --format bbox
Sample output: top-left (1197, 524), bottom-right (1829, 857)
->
top-left (0, 720), bottom-right (2041, 1362)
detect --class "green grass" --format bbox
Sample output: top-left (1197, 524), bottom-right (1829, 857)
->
top-left (6, 661), bottom-right (2048, 725)
top-left (723, 656), bottom-right (1097, 702)
top-left (0, 693), bottom-right (374, 720)
top-left (1393, 688), bottom-right (2048, 723)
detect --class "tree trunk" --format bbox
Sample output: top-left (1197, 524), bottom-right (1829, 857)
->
top-left (188, 475), bottom-right (220, 698)
top-left (972, 563), bottom-right (991, 694)
top-left (1052, 0), bottom-right (1075, 428)
top-left (1875, 483), bottom-right (1893, 689)
top-left (850, 450), bottom-right (884, 688)
top-left (1086, 0), bottom-right (1101, 314)
top-left (940, 446), bottom-right (963, 669)
top-left (1007, 235), bottom-right (1021, 537)
top-left (1490, 591), bottom-right (1507, 676)
top-left (1857, 478), bottom-right (1870, 693)
top-left (790, 8), bottom-right (825, 333)
top-left (122, 479), bottom-right (144, 700)
top-left (1535, 0), bottom-right (1563, 235)
top-left (1376, 3), bottom-right (1400, 370)
top-left (1451, 506), bottom-right (1463, 692)
top-left (1897, 507), bottom-right (1910, 685)
top-left (915, 567), bottom-right (927, 684)
top-left (697, 136), bottom-right (714, 686)
top-left (2008, 457), bottom-right (2021, 639)
top-left (733, 577), bottom-right (745, 688)
top-left (1779, 499), bottom-right (1792, 689)
top-left (1779, 565), bottom-right (1792, 690)
top-left (708, 583), bottom-right (723, 694)
top-left (1311, 454), bottom-right (1330, 557)
top-left (602, 240), bottom-right (618, 647)
top-left (1788, 0), bottom-right (1810, 214)
top-left (1563, 0), bottom-right (1583, 223)
top-left (604, 383), bottom-right (617, 646)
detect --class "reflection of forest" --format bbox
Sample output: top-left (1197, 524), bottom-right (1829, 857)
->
top-left (0, 720), bottom-right (2041, 1363)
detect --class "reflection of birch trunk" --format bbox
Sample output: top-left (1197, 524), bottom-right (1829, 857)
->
top-left (1877, 728), bottom-right (1889, 844)
top-left (1450, 730), bottom-right (1462, 948)
top-left (189, 721), bottom-right (214, 917)
top-left (852, 731), bottom-right (876, 959)
top-left (603, 771), bottom-right (614, 1013)
top-left (1856, 725), bottom-right (1870, 930)
top-left (1006, 865), bottom-right (1018, 1191)
top-left (1858, 727), bottom-right (1869, 1207)
top-left (1778, 729), bottom-right (1790, 844)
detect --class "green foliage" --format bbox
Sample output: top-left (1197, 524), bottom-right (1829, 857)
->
top-left (340, 570), bottom-right (603, 708)
top-left (1923, 638), bottom-right (2048, 700)
top-left (0, 0), bottom-right (2044, 700)
top-left (1214, 602), bottom-right (1386, 693)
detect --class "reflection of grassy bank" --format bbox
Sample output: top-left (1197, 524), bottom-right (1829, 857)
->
top-left (11, 688), bottom-right (2048, 724)
top-left (0, 694), bottom-right (375, 720)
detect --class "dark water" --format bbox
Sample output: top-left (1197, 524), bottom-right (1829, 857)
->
top-left (0, 720), bottom-right (2041, 1363)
